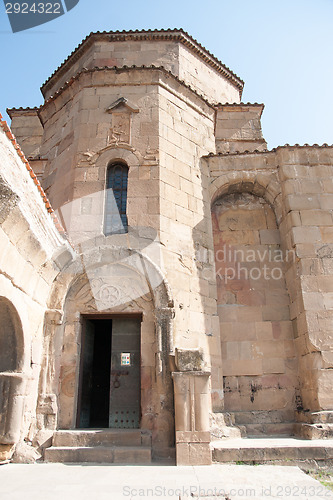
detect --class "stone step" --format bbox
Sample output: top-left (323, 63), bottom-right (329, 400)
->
top-left (295, 423), bottom-right (333, 440)
top-left (297, 410), bottom-right (333, 424)
top-left (244, 423), bottom-right (295, 436)
top-left (232, 410), bottom-right (294, 423)
top-left (44, 445), bottom-right (151, 464)
top-left (228, 410), bottom-right (296, 437)
top-left (212, 437), bottom-right (333, 464)
top-left (52, 429), bottom-right (150, 448)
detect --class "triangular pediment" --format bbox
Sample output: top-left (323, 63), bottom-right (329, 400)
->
top-left (106, 97), bottom-right (139, 114)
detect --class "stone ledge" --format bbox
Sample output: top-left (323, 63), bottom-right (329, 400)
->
top-left (176, 431), bottom-right (211, 443)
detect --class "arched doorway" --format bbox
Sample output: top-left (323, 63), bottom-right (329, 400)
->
top-left (43, 246), bottom-right (175, 456)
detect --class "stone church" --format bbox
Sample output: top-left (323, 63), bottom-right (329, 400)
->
top-left (1, 29), bottom-right (333, 466)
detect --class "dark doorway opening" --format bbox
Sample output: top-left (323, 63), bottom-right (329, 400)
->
top-left (90, 320), bottom-right (112, 427)
top-left (77, 316), bottom-right (141, 429)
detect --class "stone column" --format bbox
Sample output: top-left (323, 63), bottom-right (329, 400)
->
top-left (0, 372), bottom-right (27, 461)
top-left (172, 348), bottom-right (212, 465)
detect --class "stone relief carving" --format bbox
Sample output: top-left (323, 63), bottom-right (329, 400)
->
top-left (106, 97), bottom-right (139, 147)
top-left (76, 143), bottom-right (139, 168)
top-left (70, 264), bottom-right (153, 313)
top-left (109, 113), bottom-right (130, 145)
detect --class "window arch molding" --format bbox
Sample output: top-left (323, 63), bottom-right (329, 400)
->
top-left (94, 146), bottom-right (142, 171)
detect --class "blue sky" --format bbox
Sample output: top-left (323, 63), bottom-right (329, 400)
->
top-left (1, 0), bottom-right (332, 149)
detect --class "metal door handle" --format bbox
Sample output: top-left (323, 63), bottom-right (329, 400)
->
top-left (111, 370), bottom-right (129, 388)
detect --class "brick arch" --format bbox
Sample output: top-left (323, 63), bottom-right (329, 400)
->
top-left (210, 171), bottom-right (283, 223)
top-left (46, 244), bottom-right (175, 391)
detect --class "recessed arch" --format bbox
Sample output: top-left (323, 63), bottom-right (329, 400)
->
top-left (209, 171), bottom-right (283, 224)
top-left (0, 297), bottom-right (24, 373)
top-left (211, 189), bottom-right (298, 435)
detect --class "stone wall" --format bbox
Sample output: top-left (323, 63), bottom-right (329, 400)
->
top-left (207, 145), bottom-right (333, 437)
top-left (215, 104), bottom-right (267, 154)
top-left (0, 120), bottom-right (69, 461)
top-left (8, 109), bottom-right (43, 159)
top-left (278, 148), bottom-right (333, 418)
top-left (157, 81), bottom-right (223, 410)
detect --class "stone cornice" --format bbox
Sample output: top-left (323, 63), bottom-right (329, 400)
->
top-left (6, 107), bottom-right (40, 118)
top-left (215, 102), bottom-right (265, 117)
top-left (204, 143), bottom-right (333, 158)
top-left (38, 65), bottom-right (216, 124)
top-left (40, 29), bottom-right (244, 97)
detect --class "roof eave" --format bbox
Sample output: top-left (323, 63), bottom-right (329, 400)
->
top-left (40, 29), bottom-right (244, 97)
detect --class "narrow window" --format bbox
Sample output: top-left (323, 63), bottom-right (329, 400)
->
top-left (104, 163), bottom-right (128, 235)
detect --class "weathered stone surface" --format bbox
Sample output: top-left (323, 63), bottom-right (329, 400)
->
top-left (0, 444), bottom-right (13, 462)
top-left (175, 348), bottom-right (205, 371)
top-left (11, 441), bottom-right (41, 463)
top-left (212, 437), bottom-right (333, 464)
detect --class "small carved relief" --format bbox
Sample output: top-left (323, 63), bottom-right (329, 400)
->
top-left (106, 97), bottom-right (139, 147)
top-left (68, 264), bottom-right (153, 313)
top-left (91, 279), bottom-right (121, 307)
top-left (76, 150), bottom-right (97, 169)
top-left (89, 276), bottom-right (152, 310)
top-left (109, 112), bottom-right (130, 145)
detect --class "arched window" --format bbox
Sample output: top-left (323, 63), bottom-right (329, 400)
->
top-left (104, 163), bottom-right (128, 235)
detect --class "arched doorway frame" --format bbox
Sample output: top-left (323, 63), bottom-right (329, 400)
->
top-left (40, 244), bottom-right (175, 453)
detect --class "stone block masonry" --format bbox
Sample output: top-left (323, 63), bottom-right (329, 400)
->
top-left (1, 30), bottom-right (333, 465)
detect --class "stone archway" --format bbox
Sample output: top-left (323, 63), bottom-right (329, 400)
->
top-left (39, 244), bottom-right (175, 457)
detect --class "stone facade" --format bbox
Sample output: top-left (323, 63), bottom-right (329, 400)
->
top-left (0, 29), bottom-right (333, 465)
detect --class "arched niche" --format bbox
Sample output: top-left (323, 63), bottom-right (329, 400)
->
top-left (0, 297), bottom-right (24, 373)
top-left (211, 191), bottom-right (299, 435)
top-left (0, 297), bottom-right (26, 447)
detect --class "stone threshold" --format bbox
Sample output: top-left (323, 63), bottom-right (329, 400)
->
top-left (212, 437), bottom-right (333, 464)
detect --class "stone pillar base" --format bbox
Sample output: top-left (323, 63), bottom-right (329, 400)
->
top-left (176, 431), bottom-right (211, 465)
top-left (172, 369), bottom-right (212, 465)
top-left (0, 444), bottom-right (14, 463)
